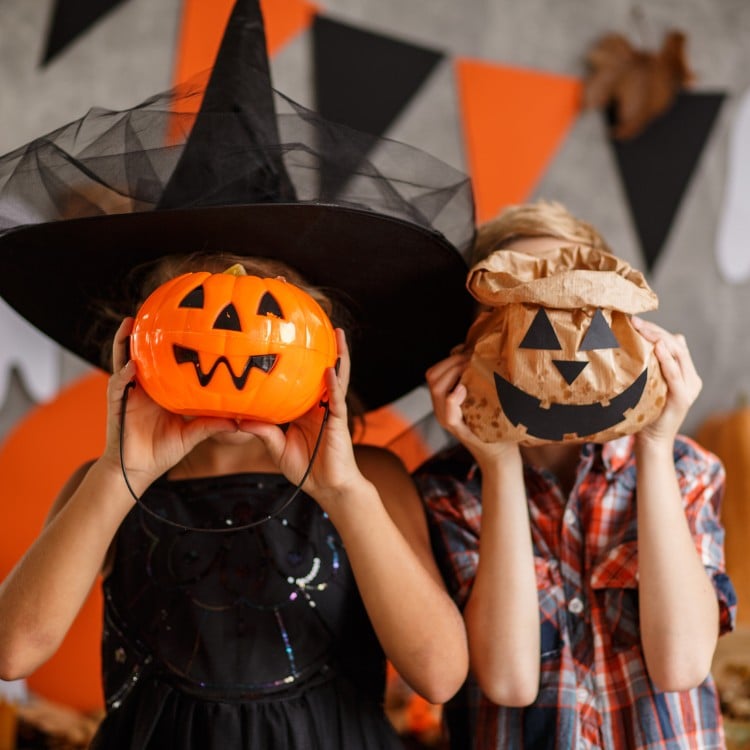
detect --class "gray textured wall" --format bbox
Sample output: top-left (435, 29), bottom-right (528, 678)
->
top-left (1, 0), bottom-right (749, 441)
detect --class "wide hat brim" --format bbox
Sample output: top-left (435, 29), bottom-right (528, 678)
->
top-left (0, 202), bottom-right (473, 411)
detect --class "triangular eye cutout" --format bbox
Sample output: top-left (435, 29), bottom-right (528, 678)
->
top-left (520, 309), bottom-right (561, 350)
top-left (258, 291), bottom-right (283, 318)
top-left (214, 303), bottom-right (242, 331)
top-left (579, 309), bottom-right (619, 351)
top-left (179, 285), bottom-right (205, 308)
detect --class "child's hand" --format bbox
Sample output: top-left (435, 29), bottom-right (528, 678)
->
top-left (102, 318), bottom-right (238, 495)
top-left (237, 328), bottom-right (362, 501)
top-left (631, 316), bottom-right (702, 446)
top-left (425, 352), bottom-right (521, 469)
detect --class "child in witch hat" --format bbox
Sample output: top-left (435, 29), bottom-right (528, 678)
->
top-left (0, 1), bottom-right (475, 747)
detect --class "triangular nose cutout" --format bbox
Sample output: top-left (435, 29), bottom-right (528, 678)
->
top-left (553, 360), bottom-right (588, 385)
top-left (214, 303), bottom-right (242, 331)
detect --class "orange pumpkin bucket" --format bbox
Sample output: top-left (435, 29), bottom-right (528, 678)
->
top-left (130, 266), bottom-right (337, 423)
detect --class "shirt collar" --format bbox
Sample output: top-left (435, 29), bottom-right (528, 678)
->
top-left (586, 435), bottom-right (634, 475)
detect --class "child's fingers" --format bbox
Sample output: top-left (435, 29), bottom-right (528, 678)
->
top-left (333, 329), bottom-right (351, 393)
top-left (323, 364), bottom-right (347, 419)
top-left (107, 360), bottom-right (136, 406)
top-left (655, 339), bottom-right (680, 379)
top-left (236, 420), bottom-right (286, 462)
top-left (426, 352), bottom-right (468, 382)
top-left (675, 336), bottom-right (701, 387)
top-left (183, 417), bottom-right (238, 450)
top-left (443, 382), bottom-right (468, 427)
top-left (112, 317), bottom-right (134, 373)
top-left (633, 316), bottom-right (700, 384)
top-left (426, 354), bottom-right (469, 397)
top-left (656, 337), bottom-right (702, 397)
top-left (632, 316), bottom-right (687, 355)
top-left (104, 360), bottom-right (137, 453)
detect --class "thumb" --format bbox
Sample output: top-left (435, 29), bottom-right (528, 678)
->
top-left (182, 417), bottom-right (239, 451)
top-left (237, 421), bottom-right (287, 464)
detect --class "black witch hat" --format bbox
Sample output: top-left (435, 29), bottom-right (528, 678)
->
top-left (0, 0), bottom-right (474, 411)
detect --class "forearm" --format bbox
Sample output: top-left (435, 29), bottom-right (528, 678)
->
top-left (464, 456), bottom-right (540, 706)
top-left (636, 439), bottom-right (718, 691)
top-left (323, 479), bottom-right (467, 704)
top-left (0, 459), bottom-right (134, 678)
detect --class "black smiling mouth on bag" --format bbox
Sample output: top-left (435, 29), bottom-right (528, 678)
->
top-left (492, 306), bottom-right (647, 440)
top-left (493, 368), bottom-right (648, 441)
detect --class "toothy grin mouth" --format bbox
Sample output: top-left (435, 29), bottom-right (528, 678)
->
top-left (493, 369), bottom-right (648, 440)
top-left (173, 345), bottom-right (278, 390)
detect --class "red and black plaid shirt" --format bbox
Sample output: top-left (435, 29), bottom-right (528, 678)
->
top-left (415, 435), bottom-right (736, 750)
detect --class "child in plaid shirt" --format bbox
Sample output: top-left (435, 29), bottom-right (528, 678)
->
top-left (415, 201), bottom-right (736, 749)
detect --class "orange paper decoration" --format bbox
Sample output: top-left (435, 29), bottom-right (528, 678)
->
top-left (172, 0), bottom-right (317, 87)
top-left (455, 58), bottom-right (582, 222)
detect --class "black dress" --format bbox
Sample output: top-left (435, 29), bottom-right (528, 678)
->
top-left (90, 473), bottom-right (403, 749)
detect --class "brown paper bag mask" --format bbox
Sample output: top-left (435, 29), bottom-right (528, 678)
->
top-left (460, 245), bottom-right (667, 445)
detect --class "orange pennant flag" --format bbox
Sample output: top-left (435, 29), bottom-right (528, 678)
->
top-left (456, 58), bottom-right (583, 223)
top-left (262, 0), bottom-right (318, 57)
top-left (172, 0), bottom-right (317, 86)
top-left (357, 404), bottom-right (432, 473)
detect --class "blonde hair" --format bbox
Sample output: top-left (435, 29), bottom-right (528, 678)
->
top-left (472, 200), bottom-right (613, 264)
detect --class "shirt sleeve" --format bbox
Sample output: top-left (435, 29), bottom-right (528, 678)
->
top-left (674, 436), bottom-right (737, 635)
top-left (414, 469), bottom-right (482, 610)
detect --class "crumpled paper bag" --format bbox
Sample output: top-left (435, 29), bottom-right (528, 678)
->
top-left (460, 244), bottom-right (667, 445)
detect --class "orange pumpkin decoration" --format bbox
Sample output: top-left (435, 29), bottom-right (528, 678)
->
top-left (696, 403), bottom-right (750, 626)
top-left (130, 267), bottom-right (337, 422)
top-left (460, 245), bottom-right (668, 445)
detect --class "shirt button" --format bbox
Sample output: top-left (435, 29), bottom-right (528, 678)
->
top-left (568, 597), bottom-right (584, 614)
top-left (576, 687), bottom-right (588, 703)
top-left (563, 509), bottom-right (576, 526)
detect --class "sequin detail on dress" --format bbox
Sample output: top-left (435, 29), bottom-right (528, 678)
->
top-left (92, 473), bottom-right (399, 750)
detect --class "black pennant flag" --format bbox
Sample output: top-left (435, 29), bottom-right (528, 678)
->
top-left (42, 0), bottom-right (128, 66)
top-left (609, 92), bottom-right (725, 273)
top-left (313, 15), bottom-right (443, 136)
top-left (312, 14), bottom-right (444, 196)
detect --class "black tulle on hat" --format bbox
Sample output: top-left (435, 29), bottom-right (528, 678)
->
top-left (0, 0), bottom-right (475, 411)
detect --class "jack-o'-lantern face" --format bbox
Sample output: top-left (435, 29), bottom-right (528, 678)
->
top-left (130, 269), bottom-right (337, 423)
top-left (460, 244), bottom-right (667, 445)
